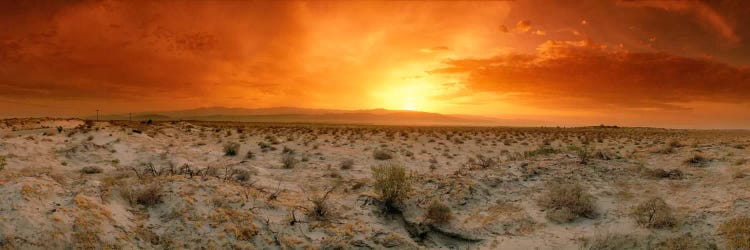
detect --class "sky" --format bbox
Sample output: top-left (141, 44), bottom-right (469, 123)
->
top-left (1, 0), bottom-right (749, 128)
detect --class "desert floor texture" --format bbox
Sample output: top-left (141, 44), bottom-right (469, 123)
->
top-left (1, 118), bottom-right (749, 249)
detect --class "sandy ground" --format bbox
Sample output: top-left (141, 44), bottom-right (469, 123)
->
top-left (0, 118), bottom-right (748, 249)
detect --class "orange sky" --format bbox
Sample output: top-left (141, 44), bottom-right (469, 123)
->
top-left (1, 1), bottom-right (749, 128)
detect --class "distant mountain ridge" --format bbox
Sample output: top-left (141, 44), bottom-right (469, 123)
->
top-left (92, 107), bottom-right (542, 126)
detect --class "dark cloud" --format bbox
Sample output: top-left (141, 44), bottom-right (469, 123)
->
top-left (618, 0), bottom-right (739, 44)
top-left (434, 38), bottom-right (750, 110)
top-left (516, 20), bottom-right (532, 33)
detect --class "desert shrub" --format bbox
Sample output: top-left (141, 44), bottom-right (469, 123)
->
top-left (732, 167), bottom-right (746, 179)
top-left (373, 149), bottom-right (393, 160)
top-left (735, 158), bottom-right (748, 166)
top-left (371, 164), bottom-right (411, 211)
top-left (246, 150), bottom-right (255, 159)
top-left (119, 183), bottom-right (163, 207)
top-left (282, 146), bottom-right (295, 154)
top-left (0, 155), bottom-right (6, 171)
top-left (473, 155), bottom-right (497, 169)
top-left (719, 217), bottom-right (750, 249)
top-left (136, 184), bottom-right (163, 207)
top-left (57, 126), bottom-right (63, 133)
top-left (653, 233), bottom-right (709, 250)
top-left (643, 168), bottom-right (683, 180)
top-left (223, 142), bottom-right (240, 156)
top-left (539, 180), bottom-right (595, 223)
top-left (593, 150), bottom-right (613, 160)
top-left (340, 159), bottom-right (354, 170)
top-left (685, 154), bottom-right (709, 167)
top-left (582, 233), bottom-right (642, 250)
top-left (523, 146), bottom-right (559, 158)
top-left (80, 166), bottom-right (103, 174)
top-left (576, 146), bottom-right (592, 165)
top-left (307, 186), bottom-right (336, 220)
top-left (631, 197), bottom-right (675, 229)
top-left (281, 154), bottom-right (299, 169)
top-left (232, 169), bottom-right (253, 183)
top-left (425, 201), bottom-right (452, 225)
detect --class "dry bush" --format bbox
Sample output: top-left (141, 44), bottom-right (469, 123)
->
top-left (653, 233), bottom-right (709, 250)
top-left (576, 146), bottom-right (592, 165)
top-left (582, 233), bottom-right (642, 250)
top-left (523, 146), bottom-right (559, 158)
top-left (306, 185), bottom-right (336, 220)
top-left (281, 153), bottom-right (299, 169)
top-left (230, 168), bottom-right (253, 183)
top-left (80, 166), bottom-right (103, 174)
top-left (425, 201), bottom-right (452, 225)
top-left (735, 158), bottom-right (748, 166)
top-left (0, 155), bottom-right (6, 171)
top-left (120, 182), bottom-right (163, 207)
top-left (631, 197), bottom-right (675, 229)
top-left (732, 167), bottom-right (746, 179)
top-left (373, 149), bottom-right (393, 160)
top-left (684, 154), bottom-right (709, 167)
top-left (719, 217), bottom-right (750, 249)
top-left (539, 180), bottom-right (595, 223)
top-left (136, 184), bottom-right (163, 207)
top-left (472, 155), bottom-right (497, 169)
top-left (223, 142), bottom-right (240, 156)
top-left (642, 168), bottom-right (683, 180)
top-left (371, 164), bottom-right (411, 211)
top-left (340, 159), bottom-right (354, 170)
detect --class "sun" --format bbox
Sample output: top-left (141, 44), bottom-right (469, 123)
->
top-left (404, 102), bottom-right (417, 111)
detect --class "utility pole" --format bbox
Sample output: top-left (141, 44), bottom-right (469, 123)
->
top-left (96, 109), bottom-right (99, 121)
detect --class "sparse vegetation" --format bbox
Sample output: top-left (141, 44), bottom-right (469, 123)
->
top-left (582, 233), bottom-right (642, 250)
top-left (523, 146), bottom-right (559, 158)
top-left (2, 119), bottom-right (749, 249)
top-left (653, 233), bottom-right (708, 250)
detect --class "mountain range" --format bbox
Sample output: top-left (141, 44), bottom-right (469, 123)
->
top-left (92, 107), bottom-right (543, 126)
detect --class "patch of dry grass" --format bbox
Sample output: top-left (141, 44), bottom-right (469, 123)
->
top-left (631, 197), bottom-right (675, 229)
top-left (719, 217), bottom-right (750, 249)
top-left (538, 180), bottom-right (595, 223)
top-left (425, 201), bottom-right (452, 225)
top-left (371, 164), bottom-right (411, 212)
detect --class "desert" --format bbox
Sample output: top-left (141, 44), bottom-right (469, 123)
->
top-left (1, 118), bottom-right (748, 249)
